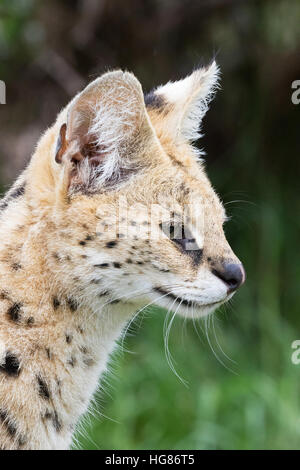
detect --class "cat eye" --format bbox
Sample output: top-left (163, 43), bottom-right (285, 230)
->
top-left (159, 222), bottom-right (203, 265)
top-left (160, 222), bottom-right (196, 250)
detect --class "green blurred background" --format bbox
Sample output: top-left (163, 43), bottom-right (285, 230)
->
top-left (0, 0), bottom-right (300, 450)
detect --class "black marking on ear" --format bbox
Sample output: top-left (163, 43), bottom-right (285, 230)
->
top-left (67, 298), bottom-right (78, 312)
top-left (144, 91), bottom-right (166, 110)
top-left (37, 375), bottom-right (51, 400)
top-left (7, 303), bottom-right (22, 323)
top-left (0, 352), bottom-right (21, 377)
top-left (53, 297), bottom-right (60, 310)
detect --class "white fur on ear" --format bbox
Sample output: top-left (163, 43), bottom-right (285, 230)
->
top-left (154, 61), bottom-right (220, 143)
top-left (57, 70), bottom-right (156, 192)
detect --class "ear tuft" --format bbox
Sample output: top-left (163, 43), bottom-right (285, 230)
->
top-left (149, 61), bottom-right (220, 143)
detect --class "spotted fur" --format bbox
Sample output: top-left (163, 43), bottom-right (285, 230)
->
top-left (0, 64), bottom-right (244, 450)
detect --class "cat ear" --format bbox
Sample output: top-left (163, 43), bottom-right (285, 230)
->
top-left (55, 70), bottom-right (156, 192)
top-left (145, 61), bottom-right (220, 143)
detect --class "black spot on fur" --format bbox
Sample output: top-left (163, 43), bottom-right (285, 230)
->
top-left (0, 184), bottom-right (26, 213)
top-left (0, 352), bottom-right (21, 377)
top-left (0, 201), bottom-right (8, 211)
top-left (98, 290), bottom-right (110, 297)
top-left (0, 291), bottom-right (9, 301)
top-left (46, 348), bottom-right (52, 360)
top-left (144, 91), bottom-right (166, 109)
top-left (65, 334), bottom-right (72, 344)
top-left (52, 410), bottom-right (62, 432)
top-left (85, 235), bottom-right (94, 241)
top-left (53, 297), bottom-right (60, 310)
top-left (67, 356), bottom-right (76, 367)
top-left (43, 410), bottom-right (62, 433)
top-left (113, 262), bottom-right (122, 268)
top-left (79, 240), bottom-right (86, 246)
top-left (17, 435), bottom-right (27, 448)
top-left (7, 303), bottom-right (22, 323)
top-left (106, 241), bottom-right (117, 248)
top-left (11, 262), bottom-right (22, 271)
top-left (83, 356), bottom-right (95, 367)
top-left (67, 298), bottom-right (78, 312)
top-left (126, 258), bottom-right (133, 264)
top-left (0, 409), bottom-right (17, 438)
top-left (26, 316), bottom-right (34, 326)
top-left (94, 263), bottom-right (109, 268)
top-left (11, 185), bottom-right (25, 199)
top-left (37, 375), bottom-right (50, 400)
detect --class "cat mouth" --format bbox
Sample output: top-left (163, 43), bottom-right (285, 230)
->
top-left (153, 287), bottom-right (223, 308)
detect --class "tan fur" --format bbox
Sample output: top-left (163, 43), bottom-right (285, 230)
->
top-left (0, 65), bottom-right (243, 449)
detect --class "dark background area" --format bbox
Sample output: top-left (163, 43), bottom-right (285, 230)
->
top-left (0, 0), bottom-right (300, 449)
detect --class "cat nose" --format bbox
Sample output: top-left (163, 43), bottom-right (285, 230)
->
top-left (212, 262), bottom-right (246, 293)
